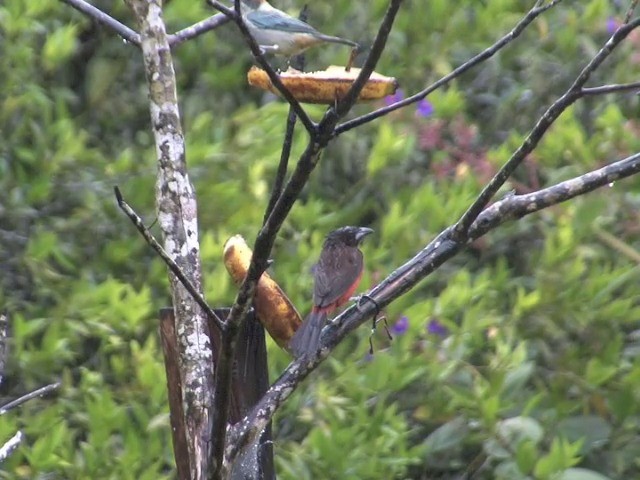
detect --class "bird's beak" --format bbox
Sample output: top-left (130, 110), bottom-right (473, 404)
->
top-left (355, 227), bottom-right (374, 242)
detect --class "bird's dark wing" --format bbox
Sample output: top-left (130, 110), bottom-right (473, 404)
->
top-left (313, 247), bottom-right (363, 308)
top-left (245, 10), bottom-right (320, 35)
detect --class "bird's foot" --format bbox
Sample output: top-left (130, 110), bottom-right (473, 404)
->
top-left (353, 295), bottom-right (392, 354)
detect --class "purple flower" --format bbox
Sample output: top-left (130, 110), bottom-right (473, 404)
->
top-left (606, 17), bottom-right (620, 34)
top-left (416, 99), bottom-right (434, 118)
top-left (384, 89), bottom-right (405, 106)
top-left (427, 318), bottom-right (448, 337)
top-left (392, 315), bottom-right (409, 335)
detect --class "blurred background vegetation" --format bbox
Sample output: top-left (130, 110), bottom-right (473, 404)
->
top-left (2, 0), bottom-right (640, 478)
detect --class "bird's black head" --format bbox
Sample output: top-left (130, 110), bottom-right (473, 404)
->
top-left (325, 226), bottom-right (373, 247)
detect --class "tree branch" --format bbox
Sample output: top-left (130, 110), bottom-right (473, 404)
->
top-left (0, 430), bottom-right (24, 463)
top-left (124, 1), bottom-right (215, 478)
top-left (168, 13), bottom-right (230, 47)
top-left (262, 12), bottom-right (308, 224)
top-left (114, 187), bottom-right (224, 331)
top-left (60, 0), bottom-right (233, 48)
top-left (334, 0), bottom-right (563, 136)
top-left (60, 0), bottom-right (140, 45)
top-left (625, 0), bottom-right (639, 23)
top-left (467, 152), bottom-right (640, 238)
top-left (581, 81), bottom-right (640, 96)
top-left (263, 108), bottom-right (297, 224)
top-left (0, 383), bottom-right (61, 414)
top-left (453, 16), bottom-right (640, 239)
top-left (0, 431), bottom-right (23, 462)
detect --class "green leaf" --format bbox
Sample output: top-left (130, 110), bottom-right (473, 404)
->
top-left (585, 358), bottom-right (618, 386)
top-left (556, 468), bottom-right (612, 480)
top-left (367, 123), bottom-right (415, 176)
top-left (502, 362), bottom-right (535, 397)
top-left (515, 439), bottom-right (538, 474)
top-left (485, 416), bottom-right (544, 460)
top-left (423, 416), bottom-right (468, 456)
top-left (534, 437), bottom-right (583, 478)
top-left (42, 25), bottom-right (78, 71)
top-left (556, 415), bottom-right (612, 454)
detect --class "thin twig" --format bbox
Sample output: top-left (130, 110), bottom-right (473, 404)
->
top-left (168, 13), bottom-right (231, 47)
top-left (625, 0), bottom-right (639, 23)
top-left (453, 17), bottom-right (640, 239)
top-left (0, 383), bottom-right (61, 415)
top-left (113, 187), bottom-right (224, 332)
top-left (207, 0), bottom-right (316, 134)
top-left (60, 0), bottom-right (140, 45)
top-left (581, 81), bottom-right (640, 95)
top-left (264, 108), bottom-right (297, 224)
top-left (334, 0), bottom-right (563, 136)
top-left (262, 10), bottom-right (308, 224)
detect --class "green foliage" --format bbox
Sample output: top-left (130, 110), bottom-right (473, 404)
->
top-left (3, 0), bottom-right (640, 478)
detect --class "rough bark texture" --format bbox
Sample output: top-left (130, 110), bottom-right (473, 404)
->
top-left (125, 1), bottom-right (215, 478)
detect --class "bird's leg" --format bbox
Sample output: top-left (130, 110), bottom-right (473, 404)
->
top-left (368, 316), bottom-right (391, 355)
top-left (345, 45), bottom-right (359, 72)
top-left (354, 295), bottom-right (392, 354)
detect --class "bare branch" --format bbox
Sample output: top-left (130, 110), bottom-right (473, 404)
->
top-left (334, 0), bottom-right (563, 136)
top-left (454, 17), bottom-right (640, 238)
top-left (60, 0), bottom-right (140, 45)
top-left (581, 81), bottom-right (640, 95)
top-left (262, 10), bottom-right (308, 224)
top-left (467, 152), bottom-right (640, 239)
top-left (0, 431), bottom-right (23, 463)
top-left (625, 0), bottom-right (639, 23)
top-left (114, 187), bottom-right (224, 332)
top-left (207, 0), bottom-right (317, 134)
top-left (0, 383), bottom-right (61, 415)
top-left (228, 150), bottom-right (640, 457)
top-left (168, 13), bottom-right (231, 47)
top-left (264, 108), bottom-right (297, 224)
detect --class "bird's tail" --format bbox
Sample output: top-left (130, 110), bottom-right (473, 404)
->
top-left (316, 34), bottom-right (360, 50)
top-left (289, 309), bottom-right (328, 358)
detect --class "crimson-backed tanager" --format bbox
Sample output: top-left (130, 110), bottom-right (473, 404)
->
top-left (289, 226), bottom-right (373, 357)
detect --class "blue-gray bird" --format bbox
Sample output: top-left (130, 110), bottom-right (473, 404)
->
top-left (240, 0), bottom-right (359, 57)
